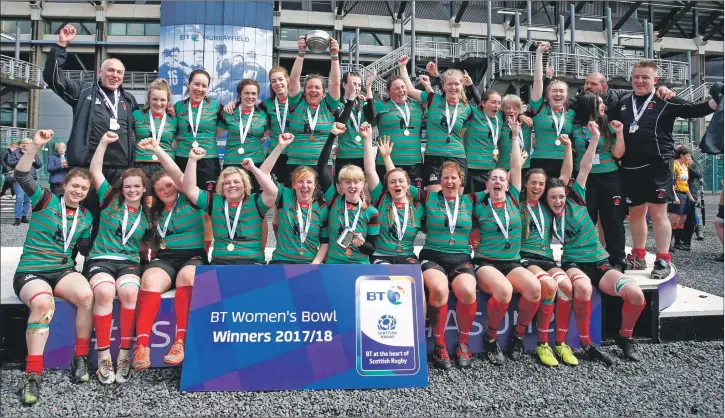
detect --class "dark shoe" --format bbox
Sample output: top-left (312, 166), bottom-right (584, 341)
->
top-left (70, 356), bottom-right (91, 383)
top-left (13, 218), bottom-right (20, 226)
top-left (695, 225), bottom-right (705, 241)
top-left (615, 334), bottom-right (639, 362)
top-left (507, 334), bottom-right (525, 361)
top-left (21, 373), bottom-right (41, 405)
top-left (432, 344), bottom-right (453, 370)
top-left (21, 216), bottom-right (29, 223)
top-left (484, 337), bottom-right (505, 366)
top-left (675, 242), bottom-right (691, 251)
top-left (583, 344), bottom-right (614, 367)
top-left (624, 253), bottom-right (647, 270)
top-left (651, 258), bottom-right (672, 280)
top-left (455, 342), bottom-right (472, 368)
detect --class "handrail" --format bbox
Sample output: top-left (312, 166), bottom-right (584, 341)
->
top-left (0, 126), bottom-right (39, 147)
top-left (54, 70), bottom-right (160, 88)
top-left (0, 56), bottom-right (44, 88)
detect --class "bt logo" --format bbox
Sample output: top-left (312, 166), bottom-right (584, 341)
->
top-left (366, 286), bottom-right (405, 305)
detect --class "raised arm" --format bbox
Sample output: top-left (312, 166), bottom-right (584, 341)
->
top-left (138, 137), bottom-right (184, 189)
top-left (242, 158), bottom-right (278, 208)
top-left (531, 42), bottom-right (550, 104)
top-left (288, 36), bottom-right (307, 98)
top-left (182, 147), bottom-right (206, 206)
top-left (398, 56), bottom-right (423, 102)
top-left (317, 122), bottom-right (346, 193)
top-left (14, 130), bottom-right (54, 197)
top-left (558, 133), bottom-right (573, 184)
top-left (419, 75), bottom-right (434, 94)
top-left (506, 115), bottom-right (522, 191)
top-left (260, 133), bottom-right (294, 174)
top-left (463, 70), bottom-right (482, 106)
top-left (90, 131), bottom-right (117, 190)
top-left (362, 73), bottom-right (378, 122)
top-left (362, 122), bottom-right (380, 190)
top-left (328, 39), bottom-right (341, 101)
top-left (609, 120), bottom-right (625, 159)
top-left (44, 24), bottom-right (84, 106)
top-left (576, 121), bottom-right (601, 188)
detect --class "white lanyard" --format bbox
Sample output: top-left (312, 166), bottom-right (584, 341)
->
top-left (349, 101), bottom-right (362, 133)
top-left (188, 100), bottom-right (204, 139)
top-left (527, 202), bottom-right (545, 241)
top-left (551, 107), bottom-right (565, 137)
top-left (156, 196), bottom-right (178, 239)
top-left (149, 112), bottom-right (166, 142)
top-left (393, 101), bottom-right (410, 128)
top-left (485, 114), bottom-right (500, 147)
top-left (274, 97), bottom-right (289, 133)
top-left (99, 89), bottom-right (119, 120)
top-left (344, 201), bottom-right (362, 232)
top-left (516, 123), bottom-right (526, 148)
top-left (60, 199), bottom-right (79, 253)
top-left (224, 200), bottom-right (243, 243)
top-left (489, 199), bottom-right (510, 241)
top-left (238, 106), bottom-right (255, 147)
top-left (121, 204), bottom-right (143, 246)
top-left (443, 195), bottom-right (460, 236)
top-left (306, 105), bottom-right (321, 133)
top-left (445, 100), bottom-right (460, 135)
top-left (553, 211), bottom-right (566, 244)
top-left (392, 201), bottom-right (410, 241)
top-left (631, 90), bottom-right (656, 123)
top-left (296, 202), bottom-right (312, 244)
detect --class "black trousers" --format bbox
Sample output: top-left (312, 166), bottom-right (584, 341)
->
top-left (681, 199), bottom-right (698, 245)
top-left (586, 170), bottom-right (626, 266)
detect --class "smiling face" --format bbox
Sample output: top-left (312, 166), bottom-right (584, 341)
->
top-left (341, 178), bottom-right (363, 203)
top-left (56, 142), bottom-right (66, 154)
top-left (305, 78), bottom-right (324, 106)
top-left (152, 175), bottom-right (178, 206)
top-left (388, 79), bottom-right (408, 104)
top-left (386, 170), bottom-right (410, 202)
top-left (546, 186), bottom-right (567, 215)
top-left (99, 59), bottom-right (125, 90)
top-left (584, 73), bottom-right (607, 95)
top-left (483, 93), bottom-right (502, 117)
top-left (526, 172), bottom-right (547, 202)
top-left (63, 175), bottom-right (91, 206)
top-left (547, 81), bottom-right (568, 108)
top-left (122, 175), bottom-right (146, 205)
top-left (443, 74), bottom-right (463, 102)
top-left (597, 96), bottom-right (606, 118)
top-left (221, 172), bottom-right (245, 202)
top-left (292, 173), bottom-right (316, 203)
top-left (632, 65), bottom-right (658, 95)
top-left (240, 83), bottom-right (259, 109)
top-left (148, 88), bottom-right (169, 115)
top-left (486, 168), bottom-right (509, 201)
top-left (269, 71), bottom-right (289, 97)
top-left (188, 73), bottom-right (209, 103)
top-left (440, 167), bottom-right (462, 198)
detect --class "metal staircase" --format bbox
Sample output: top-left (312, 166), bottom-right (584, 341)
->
top-left (1, 56), bottom-right (44, 89)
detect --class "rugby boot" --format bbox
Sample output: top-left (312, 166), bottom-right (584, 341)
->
top-left (535, 343), bottom-right (559, 367)
top-left (507, 335), bottom-right (525, 361)
top-left (115, 350), bottom-right (132, 383)
top-left (583, 344), bottom-right (614, 367)
top-left (164, 339), bottom-right (185, 366)
top-left (484, 336), bottom-right (505, 366)
top-left (96, 357), bottom-right (115, 384)
top-left (650, 258), bottom-right (672, 281)
top-left (432, 344), bottom-right (453, 370)
top-left (455, 342), bottom-right (472, 368)
top-left (70, 355), bottom-right (91, 383)
top-left (615, 334), bottom-right (639, 362)
top-left (133, 345), bottom-right (151, 371)
top-left (21, 373), bottom-right (41, 405)
top-left (554, 342), bottom-right (579, 366)
top-left (624, 253), bottom-right (647, 270)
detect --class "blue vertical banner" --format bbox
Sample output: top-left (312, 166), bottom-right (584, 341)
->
top-left (159, 1), bottom-right (273, 104)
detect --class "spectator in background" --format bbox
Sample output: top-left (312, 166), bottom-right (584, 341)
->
top-left (1, 140), bottom-right (19, 198)
top-left (679, 148), bottom-right (706, 250)
top-left (7, 138), bottom-right (42, 226)
top-left (47, 141), bottom-right (69, 197)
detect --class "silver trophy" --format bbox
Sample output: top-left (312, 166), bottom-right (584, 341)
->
top-left (305, 30), bottom-right (331, 53)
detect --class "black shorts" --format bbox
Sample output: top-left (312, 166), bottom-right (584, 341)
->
top-left (371, 254), bottom-right (420, 265)
top-left (422, 156), bottom-right (468, 187)
top-left (375, 164), bottom-right (424, 189)
top-left (530, 158), bottom-right (564, 180)
top-left (335, 157), bottom-right (364, 183)
top-left (13, 268), bottom-right (77, 296)
top-left (286, 164), bottom-right (333, 191)
top-left (560, 259), bottom-right (612, 287)
top-left (145, 249), bottom-right (207, 282)
top-left (472, 257), bottom-right (522, 277)
top-left (419, 249), bottom-right (474, 281)
top-left (667, 192), bottom-right (690, 215)
top-left (211, 258), bottom-right (264, 265)
top-left (83, 259), bottom-right (141, 281)
top-left (464, 168), bottom-right (491, 194)
top-left (717, 204), bottom-right (724, 223)
top-left (175, 156), bottom-right (221, 192)
top-left (270, 153), bottom-right (289, 184)
top-left (621, 159), bottom-right (674, 206)
top-left (520, 252), bottom-right (558, 272)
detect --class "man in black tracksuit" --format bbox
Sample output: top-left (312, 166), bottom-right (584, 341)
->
top-left (608, 60), bottom-right (720, 280)
top-left (44, 24), bottom-right (137, 238)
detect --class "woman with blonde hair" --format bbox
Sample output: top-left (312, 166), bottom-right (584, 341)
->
top-left (499, 94), bottom-right (532, 174)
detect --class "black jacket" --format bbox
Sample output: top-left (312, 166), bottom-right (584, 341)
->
top-left (44, 44), bottom-right (137, 169)
top-left (569, 88), bottom-right (631, 120)
top-left (7, 149), bottom-right (42, 179)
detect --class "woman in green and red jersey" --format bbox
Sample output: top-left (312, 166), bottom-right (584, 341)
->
top-left (132, 78), bottom-right (177, 207)
top-left (284, 35), bottom-right (342, 188)
top-left (397, 56), bottom-right (474, 192)
top-left (363, 129), bottom-right (424, 266)
top-left (12, 130), bottom-right (94, 405)
top-left (498, 95), bottom-right (532, 174)
top-left (572, 93), bottom-right (627, 271)
top-left (546, 120), bottom-right (645, 363)
top-left (182, 146), bottom-right (277, 265)
top-left (131, 137), bottom-right (207, 371)
top-left (85, 131), bottom-right (151, 385)
top-left (260, 133), bottom-right (330, 264)
top-left (529, 42), bottom-right (575, 179)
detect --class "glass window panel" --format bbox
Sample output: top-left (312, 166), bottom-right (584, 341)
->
top-left (126, 23), bottom-right (145, 36)
top-left (145, 23), bottom-right (159, 36)
top-left (108, 22), bottom-right (126, 36)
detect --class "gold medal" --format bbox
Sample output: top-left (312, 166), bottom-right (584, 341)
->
top-left (237, 147), bottom-right (245, 155)
top-left (355, 135), bottom-right (361, 142)
top-left (159, 240), bottom-right (167, 250)
top-left (192, 141), bottom-right (199, 148)
top-left (298, 247), bottom-right (305, 255)
top-left (151, 154), bottom-right (158, 161)
top-left (397, 244), bottom-right (403, 253)
top-left (403, 129), bottom-right (410, 136)
top-left (555, 136), bottom-right (562, 146)
top-left (310, 134), bottom-right (316, 141)
top-left (345, 248), bottom-right (353, 256)
top-left (449, 238), bottom-right (455, 246)
top-left (227, 243), bottom-right (235, 251)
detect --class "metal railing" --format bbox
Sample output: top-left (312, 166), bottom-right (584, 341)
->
top-left (0, 56), bottom-right (44, 88)
top-left (53, 70), bottom-right (160, 89)
top-left (0, 126), bottom-right (38, 149)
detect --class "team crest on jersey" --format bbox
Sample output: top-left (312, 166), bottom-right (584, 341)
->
top-left (656, 189), bottom-right (666, 200)
top-left (613, 196), bottom-right (622, 206)
top-left (88, 266), bottom-right (100, 272)
top-left (429, 174), bottom-right (438, 182)
top-left (647, 102), bottom-right (654, 109)
top-left (621, 105), bottom-right (626, 111)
